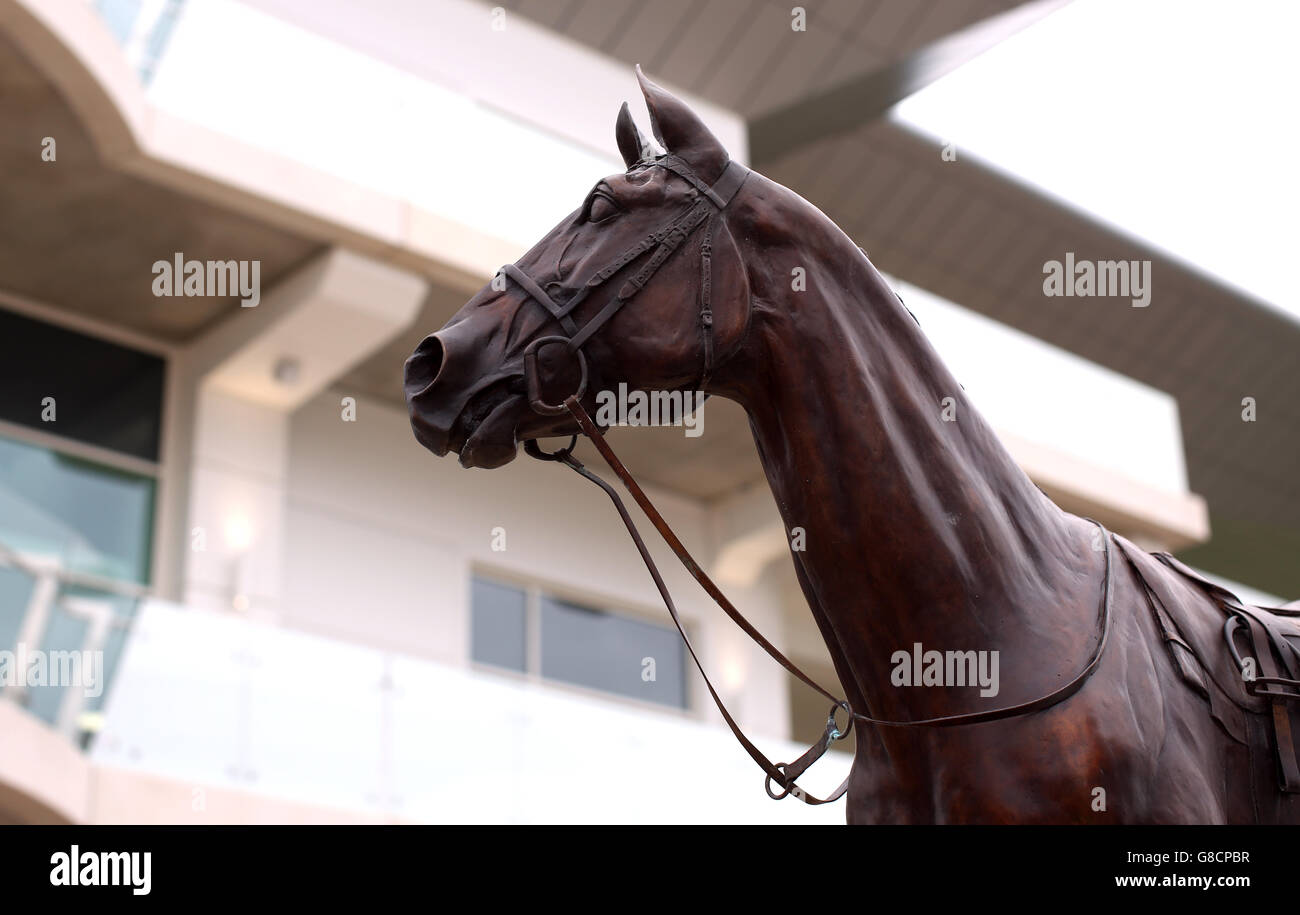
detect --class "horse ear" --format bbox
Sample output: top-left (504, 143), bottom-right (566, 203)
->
top-left (636, 65), bottom-right (728, 180)
top-left (615, 102), bottom-right (654, 168)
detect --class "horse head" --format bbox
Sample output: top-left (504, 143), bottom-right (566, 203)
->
top-left (404, 69), bottom-right (752, 468)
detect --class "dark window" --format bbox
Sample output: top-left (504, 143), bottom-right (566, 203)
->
top-left (471, 577), bottom-right (688, 709)
top-left (470, 578), bottom-right (526, 672)
top-left (0, 309), bottom-right (165, 462)
top-left (541, 596), bottom-right (686, 709)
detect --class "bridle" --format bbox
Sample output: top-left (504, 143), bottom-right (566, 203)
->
top-left (498, 154), bottom-right (1116, 805)
top-left (498, 153), bottom-right (749, 414)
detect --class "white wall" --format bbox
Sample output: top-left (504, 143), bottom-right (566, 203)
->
top-left (150, 0), bottom-right (747, 251)
top-left (183, 388), bottom-right (289, 615)
top-left (279, 389), bottom-right (795, 740)
top-left (890, 274), bottom-right (1192, 495)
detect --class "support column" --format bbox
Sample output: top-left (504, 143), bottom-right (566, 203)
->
top-left (174, 248), bottom-right (426, 618)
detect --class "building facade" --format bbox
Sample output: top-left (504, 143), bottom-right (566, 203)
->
top-left (1, 0), bottom-right (1283, 824)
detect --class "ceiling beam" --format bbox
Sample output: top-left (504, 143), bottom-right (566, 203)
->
top-left (748, 0), bottom-right (1070, 166)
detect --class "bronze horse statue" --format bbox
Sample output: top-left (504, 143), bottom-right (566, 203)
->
top-left (405, 69), bottom-right (1300, 823)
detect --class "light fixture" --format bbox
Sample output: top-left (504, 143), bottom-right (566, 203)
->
top-left (76, 710), bottom-right (105, 733)
top-left (224, 514), bottom-right (254, 552)
top-left (273, 356), bottom-right (301, 385)
top-left (720, 653), bottom-right (746, 693)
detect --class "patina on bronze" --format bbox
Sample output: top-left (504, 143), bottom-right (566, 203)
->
top-left (405, 68), bottom-right (1300, 823)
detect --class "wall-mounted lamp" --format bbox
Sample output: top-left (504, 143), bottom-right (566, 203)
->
top-left (224, 514), bottom-right (255, 553)
top-left (223, 513), bottom-right (255, 612)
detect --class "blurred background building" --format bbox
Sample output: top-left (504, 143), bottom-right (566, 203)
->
top-left (0, 0), bottom-right (1295, 823)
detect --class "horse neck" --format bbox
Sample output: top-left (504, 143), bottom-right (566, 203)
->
top-left (726, 189), bottom-right (1100, 720)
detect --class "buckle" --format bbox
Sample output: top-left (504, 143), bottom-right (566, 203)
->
top-left (827, 701), bottom-right (852, 742)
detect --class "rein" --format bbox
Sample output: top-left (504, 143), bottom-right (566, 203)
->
top-left (502, 154), bottom-right (1116, 804)
top-left (529, 399), bottom-right (1114, 804)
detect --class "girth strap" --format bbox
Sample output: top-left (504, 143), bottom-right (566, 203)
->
top-left (1225, 606), bottom-right (1300, 791)
top-left (1241, 610), bottom-right (1300, 791)
top-left (1148, 550), bottom-right (1300, 792)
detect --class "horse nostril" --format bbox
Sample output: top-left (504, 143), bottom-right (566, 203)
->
top-left (404, 334), bottom-right (445, 394)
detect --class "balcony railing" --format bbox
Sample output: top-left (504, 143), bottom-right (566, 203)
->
top-left (88, 598), bottom-right (846, 824)
top-left (0, 539), bottom-right (146, 745)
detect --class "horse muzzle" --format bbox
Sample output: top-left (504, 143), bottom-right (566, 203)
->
top-left (404, 320), bottom-right (517, 463)
top-left (405, 323), bottom-right (591, 469)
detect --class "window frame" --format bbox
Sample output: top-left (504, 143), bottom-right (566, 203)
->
top-left (468, 567), bottom-right (696, 719)
top-left (0, 293), bottom-right (173, 594)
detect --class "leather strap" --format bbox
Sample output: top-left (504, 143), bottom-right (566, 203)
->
top-left (554, 442), bottom-right (849, 805)
top-left (655, 156), bottom-right (749, 208)
top-left (499, 265), bottom-right (579, 336)
top-left (838, 532), bottom-right (1113, 729)
top-left (564, 397), bottom-right (844, 707)
top-left (1229, 608), bottom-right (1300, 791)
top-left (501, 156), bottom-right (750, 398)
top-left (1149, 551), bottom-right (1300, 792)
top-left (1239, 611), bottom-right (1300, 790)
top-left (551, 393), bottom-right (1115, 803)
top-left (699, 219), bottom-right (715, 389)
top-left (568, 201), bottom-right (713, 351)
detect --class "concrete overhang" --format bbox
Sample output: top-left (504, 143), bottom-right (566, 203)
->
top-left (196, 249), bottom-right (428, 411)
top-left (2, 0), bottom-right (1250, 585)
top-left (0, 0), bottom-right (513, 343)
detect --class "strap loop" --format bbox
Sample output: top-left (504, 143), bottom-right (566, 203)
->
top-left (523, 435), bottom-right (578, 462)
top-left (523, 336), bottom-right (587, 416)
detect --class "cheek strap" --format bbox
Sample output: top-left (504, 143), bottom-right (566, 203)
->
top-left (699, 217), bottom-right (715, 389)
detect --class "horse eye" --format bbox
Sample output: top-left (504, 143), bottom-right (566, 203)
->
top-left (587, 194), bottom-right (620, 224)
